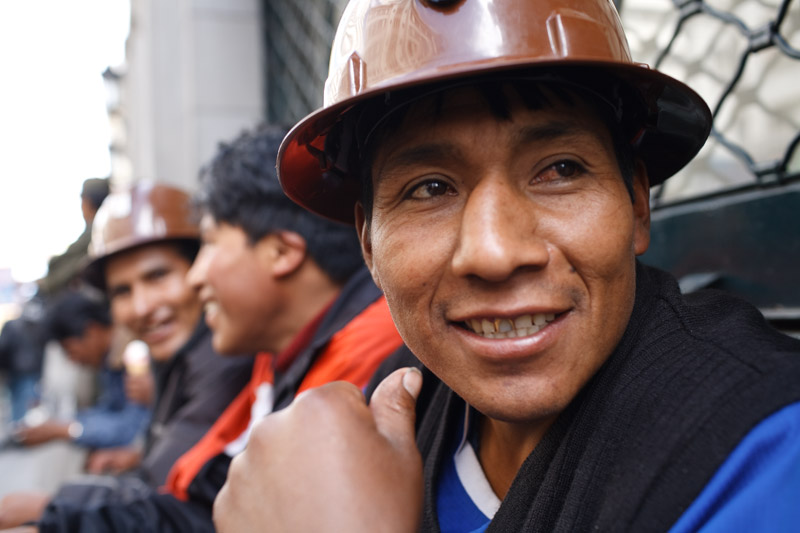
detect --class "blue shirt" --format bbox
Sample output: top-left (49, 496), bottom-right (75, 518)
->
top-left (73, 363), bottom-right (150, 448)
top-left (668, 401), bottom-right (800, 533)
top-left (437, 402), bottom-right (800, 532)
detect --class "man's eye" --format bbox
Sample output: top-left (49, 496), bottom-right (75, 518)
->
top-left (554, 160), bottom-right (581, 177)
top-left (535, 160), bottom-right (586, 183)
top-left (145, 268), bottom-right (170, 282)
top-left (108, 287), bottom-right (129, 300)
top-left (407, 179), bottom-right (454, 200)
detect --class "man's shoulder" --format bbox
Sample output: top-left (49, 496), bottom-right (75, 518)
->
top-left (638, 264), bottom-right (800, 377)
top-left (682, 283), bottom-right (798, 347)
top-left (364, 345), bottom-right (423, 400)
top-left (668, 400), bottom-right (800, 533)
top-left (315, 266), bottom-right (383, 341)
top-left (597, 269), bottom-right (800, 529)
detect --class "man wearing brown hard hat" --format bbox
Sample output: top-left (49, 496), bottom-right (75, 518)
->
top-left (215, 0), bottom-right (800, 532)
top-left (2, 126), bottom-right (404, 533)
top-left (0, 183), bottom-right (253, 529)
top-left (80, 182), bottom-right (253, 486)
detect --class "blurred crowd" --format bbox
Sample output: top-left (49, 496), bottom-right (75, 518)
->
top-left (1, 178), bottom-right (111, 428)
top-left (0, 123), bottom-right (401, 531)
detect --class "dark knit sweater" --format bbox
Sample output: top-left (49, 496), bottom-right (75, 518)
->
top-left (404, 263), bottom-right (800, 532)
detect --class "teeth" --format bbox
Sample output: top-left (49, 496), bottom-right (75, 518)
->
top-left (465, 312), bottom-right (558, 338)
top-left (514, 315), bottom-right (533, 328)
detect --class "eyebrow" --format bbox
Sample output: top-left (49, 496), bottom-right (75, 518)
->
top-left (377, 143), bottom-right (464, 177)
top-left (375, 119), bottom-right (603, 180)
top-left (107, 283), bottom-right (130, 297)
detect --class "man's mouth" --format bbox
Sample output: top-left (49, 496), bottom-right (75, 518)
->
top-left (141, 319), bottom-right (173, 343)
top-left (461, 312), bottom-right (558, 339)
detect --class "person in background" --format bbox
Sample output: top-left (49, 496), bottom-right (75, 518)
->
top-left (14, 289), bottom-right (149, 449)
top-left (83, 338), bottom-right (156, 476)
top-left (78, 182), bottom-right (254, 487)
top-left (214, 1), bottom-right (800, 531)
top-left (0, 304), bottom-right (46, 423)
top-left (0, 183), bottom-right (253, 530)
top-left (37, 177), bottom-right (110, 298)
top-left (2, 178), bottom-right (111, 430)
top-left (19, 124), bottom-right (404, 532)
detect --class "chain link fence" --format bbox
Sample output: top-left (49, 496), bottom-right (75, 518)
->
top-left (263, 0), bottom-right (799, 207)
top-left (620, 0), bottom-right (800, 206)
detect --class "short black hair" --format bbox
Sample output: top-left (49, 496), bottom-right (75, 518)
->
top-left (197, 124), bottom-right (364, 284)
top-left (81, 177), bottom-right (111, 210)
top-left (46, 289), bottom-right (112, 341)
top-left (169, 239), bottom-right (201, 265)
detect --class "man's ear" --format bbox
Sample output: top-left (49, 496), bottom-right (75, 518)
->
top-left (262, 231), bottom-right (307, 278)
top-left (632, 160), bottom-right (651, 256)
top-left (354, 202), bottom-right (380, 289)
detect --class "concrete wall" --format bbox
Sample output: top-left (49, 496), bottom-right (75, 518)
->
top-left (120, 0), bottom-right (263, 192)
top-left (620, 0), bottom-right (800, 203)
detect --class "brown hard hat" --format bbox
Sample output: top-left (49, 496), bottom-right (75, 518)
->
top-left (84, 182), bottom-right (199, 288)
top-left (278, 0), bottom-right (713, 224)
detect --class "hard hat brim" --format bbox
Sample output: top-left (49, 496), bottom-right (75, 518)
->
top-left (278, 58), bottom-right (712, 224)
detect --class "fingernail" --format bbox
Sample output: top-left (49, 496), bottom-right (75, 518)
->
top-left (402, 367), bottom-right (423, 400)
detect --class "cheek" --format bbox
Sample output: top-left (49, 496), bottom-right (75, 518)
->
top-left (371, 223), bottom-right (448, 347)
top-left (165, 277), bottom-right (199, 321)
top-left (214, 260), bottom-right (259, 317)
top-left (555, 196), bottom-right (636, 280)
top-left (111, 301), bottom-right (134, 329)
top-left (554, 198), bottom-right (638, 345)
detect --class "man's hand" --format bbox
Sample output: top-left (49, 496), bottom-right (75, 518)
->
top-left (214, 367), bottom-right (424, 533)
top-left (124, 372), bottom-right (154, 406)
top-left (13, 422), bottom-right (69, 446)
top-left (86, 447), bottom-right (143, 475)
top-left (0, 491), bottom-right (50, 529)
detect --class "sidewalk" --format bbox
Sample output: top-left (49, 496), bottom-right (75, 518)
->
top-left (0, 342), bottom-right (95, 498)
top-left (0, 440), bottom-right (87, 498)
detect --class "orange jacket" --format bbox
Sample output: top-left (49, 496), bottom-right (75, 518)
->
top-left (166, 272), bottom-right (402, 501)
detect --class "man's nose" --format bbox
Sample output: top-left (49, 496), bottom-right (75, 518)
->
top-left (451, 176), bottom-right (549, 281)
top-left (186, 249), bottom-right (208, 291)
top-left (131, 284), bottom-right (156, 318)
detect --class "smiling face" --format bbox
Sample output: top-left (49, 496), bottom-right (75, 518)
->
top-left (187, 215), bottom-right (283, 355)
top-left (356, 86), bottom-right (651, 426)
top-left (104, 242), bottom-right (201, 361)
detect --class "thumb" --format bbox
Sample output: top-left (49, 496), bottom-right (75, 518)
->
top-left (369, 367), bottom-right (423, 449)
